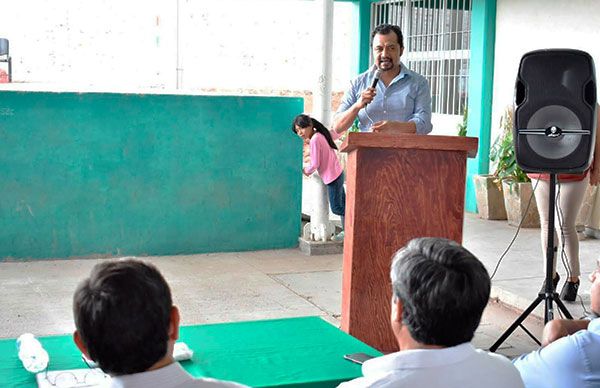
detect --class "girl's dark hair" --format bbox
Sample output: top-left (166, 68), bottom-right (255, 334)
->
top-left (291, 114), bottom-right (338, 150)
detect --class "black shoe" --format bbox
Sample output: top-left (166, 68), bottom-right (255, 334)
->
top-left (539, 273), bottom-right (560, 294)
top-left (560, 280), bottom-right (580, 302)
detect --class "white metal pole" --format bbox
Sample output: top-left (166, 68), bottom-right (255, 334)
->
top-left (316, 0), bottom-right (334, 127)
top-left (176, 0), bottom-right (184, 89)
top-left (308, 0), bottom-right (335, 242)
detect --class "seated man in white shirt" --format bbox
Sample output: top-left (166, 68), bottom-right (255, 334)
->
top-left (339, 237), bottom-right (524, 388)
top-left (512, 259), bottom-right (600, 387)
top-left (72, 259), bottom-right (247, 388)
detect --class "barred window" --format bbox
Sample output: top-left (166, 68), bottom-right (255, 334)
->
top-left (371, 0), bottom-right (471, 116)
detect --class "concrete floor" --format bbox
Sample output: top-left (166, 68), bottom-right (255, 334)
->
top-left (2, 213), bottom-right (599, 359)
top-left (463, 213), bottom-right (597, 321)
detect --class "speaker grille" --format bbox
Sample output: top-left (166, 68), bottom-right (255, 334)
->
top-left (526, 105), bottom-right (582, 159)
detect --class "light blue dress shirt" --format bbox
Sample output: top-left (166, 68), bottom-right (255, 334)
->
top-left (513, 318), bottom-right (600, 388)
top-left (336, 63), bottom-right (433, 135)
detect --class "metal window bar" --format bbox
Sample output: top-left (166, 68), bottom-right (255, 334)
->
top-left (370, 0), bottom-right (471, 116)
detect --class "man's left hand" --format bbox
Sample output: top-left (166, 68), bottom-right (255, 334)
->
top-left (371, 121), bottom-right (416, 134)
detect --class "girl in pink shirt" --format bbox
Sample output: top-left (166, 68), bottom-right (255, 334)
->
top-left (292, 114), bottom-right (346, 241)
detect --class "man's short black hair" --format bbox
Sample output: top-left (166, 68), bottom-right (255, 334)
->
top-left (391, 237), bottom-right (490, 347)
top-left (73, 259), bottom-right (173, 375)
top-left (371, 24), bottom-right (404, 48)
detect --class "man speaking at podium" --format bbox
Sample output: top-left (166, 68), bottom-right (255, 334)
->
top-left (333, 24), bottom-right (432, 136)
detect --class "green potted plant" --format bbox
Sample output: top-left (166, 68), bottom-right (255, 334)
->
top-left (457, 107), bottom-right (468, 137)
top-left (490, 106), bottom-right (539, 227)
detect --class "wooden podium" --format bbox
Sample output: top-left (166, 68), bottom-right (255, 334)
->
top-left (340, 132), bottom-right (478, 352)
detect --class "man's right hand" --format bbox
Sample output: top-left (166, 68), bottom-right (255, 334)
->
top-left (333, 87), bottom-right (376, 134)
top-left (354, 87), bottom-right (376, 109)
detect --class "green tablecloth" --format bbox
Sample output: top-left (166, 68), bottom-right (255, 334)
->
top-left (0, 316), bottom-right (381, 387)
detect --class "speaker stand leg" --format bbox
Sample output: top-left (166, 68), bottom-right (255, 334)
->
top-left (519, 322), bottom-right (541, 346)
top-left (553, 294), bottom-right (573, 319)
top-left (490, 294), bottom-right (543, 352)
top-left (490, 174), bottom-right (573, 352)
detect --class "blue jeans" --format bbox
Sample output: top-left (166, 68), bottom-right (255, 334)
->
top-left (327, 173), bottom-right (345, 217)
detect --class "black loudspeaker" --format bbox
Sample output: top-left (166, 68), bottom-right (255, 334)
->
top-left (514, 49), bottom-right (597, 173)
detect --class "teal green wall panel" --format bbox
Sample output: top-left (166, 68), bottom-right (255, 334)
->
top-left (0, 92), bottom-right (303, 259)
top-left (354, 0), bottom-right (373, 74)
top-left (465, 0), bottom-right (496, 212)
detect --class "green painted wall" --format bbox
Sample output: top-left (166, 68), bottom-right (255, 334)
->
top-left (354, 0), bottom-right (373, 74)
top-left (465, 0), bottom-right (496, 212)
top-left (0, 92), bottom-right (303, 260)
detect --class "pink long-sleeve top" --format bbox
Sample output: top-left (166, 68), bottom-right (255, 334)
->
top-left (303, 132), bottom-right (343, 185)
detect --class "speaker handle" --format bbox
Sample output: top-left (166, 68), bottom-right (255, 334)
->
top-left (519, 128), bottom-right (591, 135)
top-left (584, 80), bottom-right (596, 107)
top-left (515, 79), bottom-right (526, 106)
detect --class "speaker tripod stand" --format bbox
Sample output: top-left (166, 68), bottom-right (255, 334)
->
top-left (490, 173), bottom-right (573, 352)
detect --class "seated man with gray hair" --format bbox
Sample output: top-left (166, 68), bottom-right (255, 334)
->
top-left (339, 237), bottom-right (524, 388)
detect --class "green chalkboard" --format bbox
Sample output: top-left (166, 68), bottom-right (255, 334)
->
top-left (0, 91), bottom-right (303, 259)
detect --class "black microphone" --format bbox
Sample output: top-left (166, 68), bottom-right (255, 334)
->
top-left (371, 69), bottom-right (382, 89)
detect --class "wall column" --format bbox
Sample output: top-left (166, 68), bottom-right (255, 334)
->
top-left (309, 0), bottom-right (336, 241)
top-left (465, 0), bottom-right (497, 212)
top-left (352, 0), bottom-right (372, 75)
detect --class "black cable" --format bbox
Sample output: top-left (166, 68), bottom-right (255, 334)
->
top-left (490, 178), bottom-right (540, 280)
top-left (578, 294), bottom-right (591, 316)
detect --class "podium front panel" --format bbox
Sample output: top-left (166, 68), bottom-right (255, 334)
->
top-left (341, 146), bottom-right (468, 352)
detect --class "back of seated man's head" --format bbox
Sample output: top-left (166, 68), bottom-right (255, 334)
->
top-left (391, 237), bottom-right (491, 347)
top-left (73, 259), bottom-right (175, 375)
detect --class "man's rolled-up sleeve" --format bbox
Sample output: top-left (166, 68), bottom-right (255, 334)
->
top-left (408, 77), bottom-right (433, 135)
top-left (336, 79), bottom-right (359, 115)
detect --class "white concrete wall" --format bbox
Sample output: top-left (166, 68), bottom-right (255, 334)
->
top-left (432, 113), bottom-right (462, 136)
top-left (0, 0), bottom-right (354, 92)
top-left (493, 0), bottom-right (600, 143)
top-left (0, 0), bottom-right (460, 133)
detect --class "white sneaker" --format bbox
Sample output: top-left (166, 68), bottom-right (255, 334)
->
top-left (332, 231), bottom-right (345, 242)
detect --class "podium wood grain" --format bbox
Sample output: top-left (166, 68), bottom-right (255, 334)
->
top-left (340, 133), bottom-right (478, 352)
